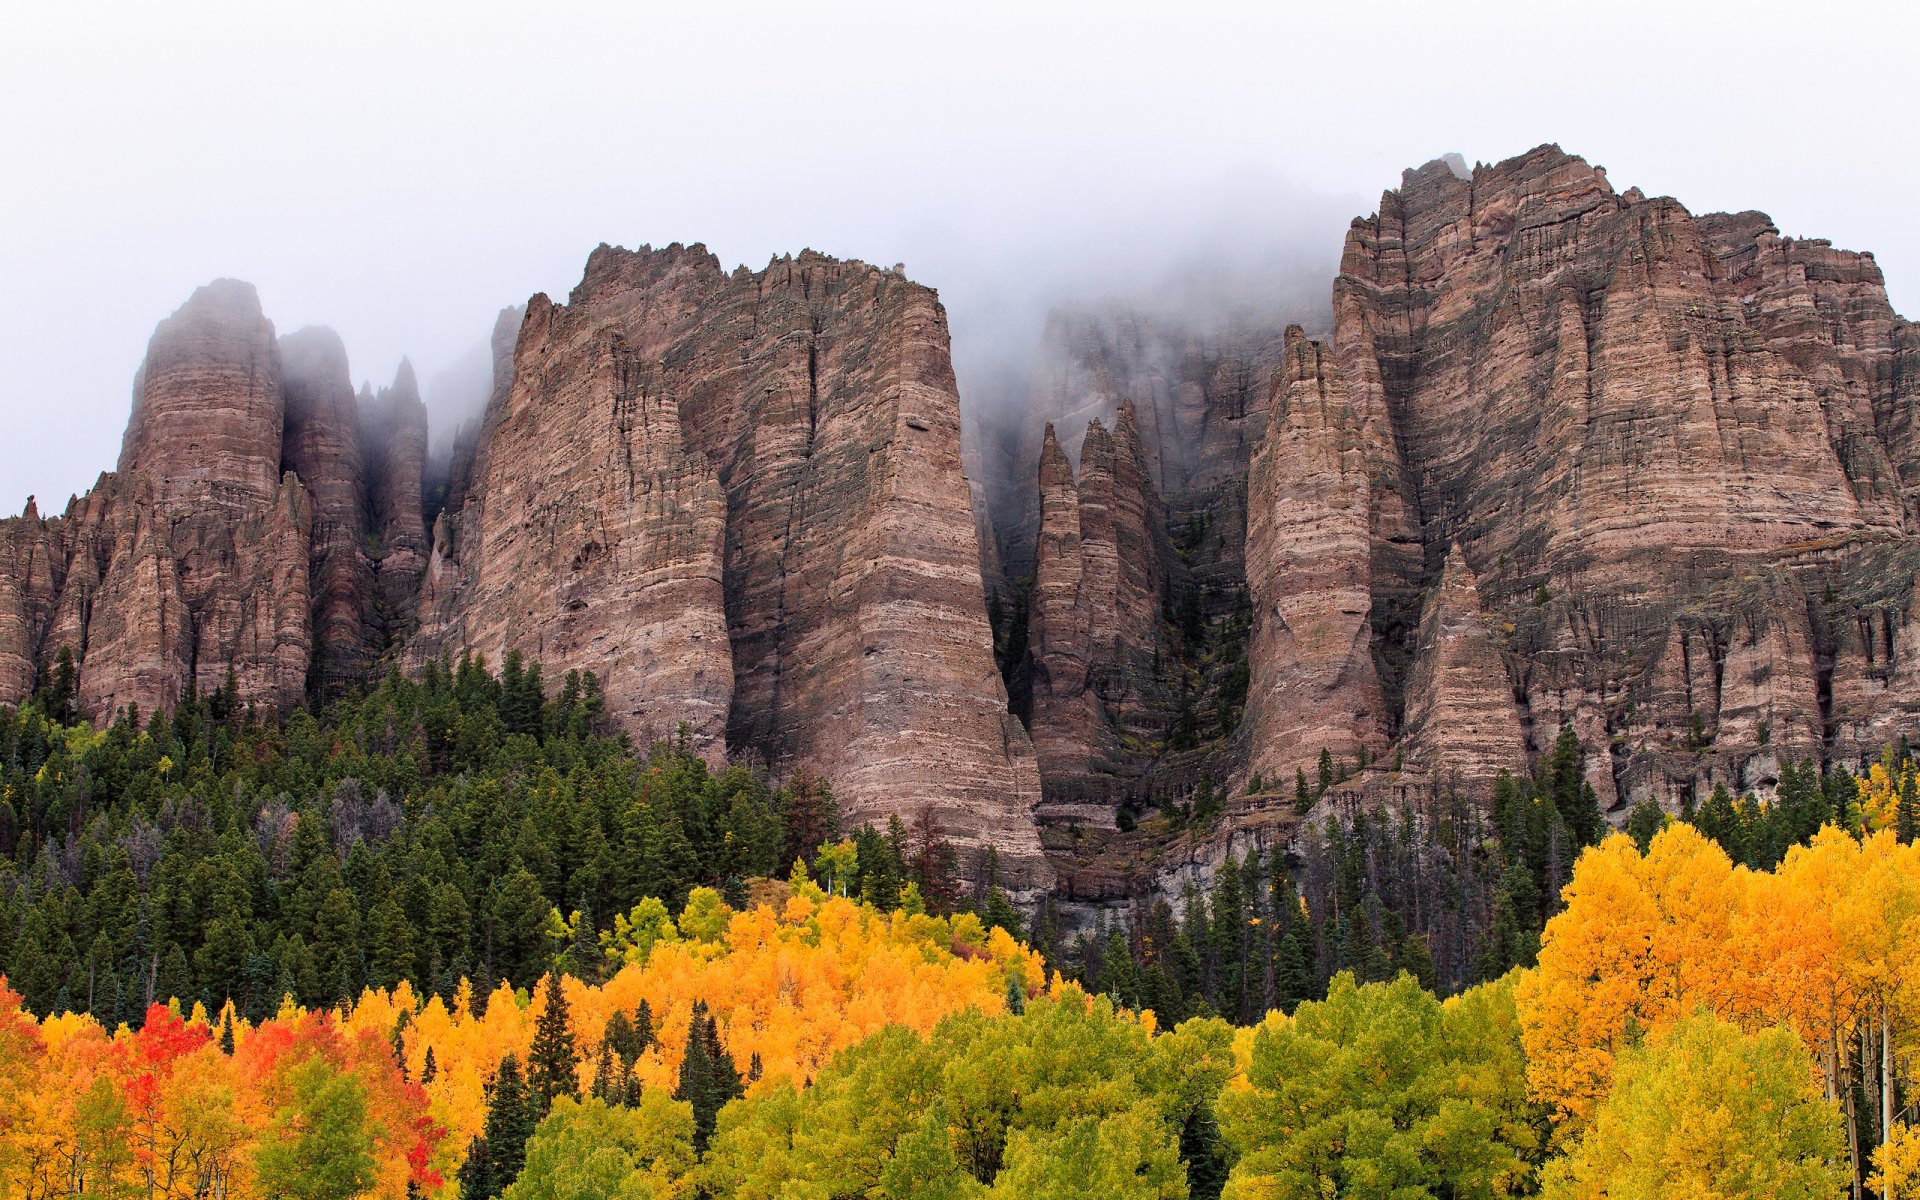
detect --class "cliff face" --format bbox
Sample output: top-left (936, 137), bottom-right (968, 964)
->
top-left (359, 361), bottom-right (430, 636)
top-left (416, 245), bottom-right (1050, 891)
top-left (1238, 145), bottom-right (1920, 812)
top-left (58, 283), bottom-right (316, 720)
top-left (971, 306), bottom-right (1300, 814)
top-left (1240, 328), bottom-right (1393, 791)
top-left (0, 282), bottom-right (438, 725)
top-left (1025, 406), bottom-right (1169, 810)
top-left (280, 325), bottom-right (375, 699)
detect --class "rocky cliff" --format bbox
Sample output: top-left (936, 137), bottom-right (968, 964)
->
top-left (413, 245), bottom-right (1051, 891)
top-left (1, 251), bottom-right (1051, 892)
top-left (32, 282), bottom-right (320, 720)
top-left (969, 305), bottom-right (1299, 817)
top-left (1237, 145), bottom-right (1920, 814)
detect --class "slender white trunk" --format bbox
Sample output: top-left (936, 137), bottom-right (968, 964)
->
top-left (1886, 1007), bottom-right (1896, 1200)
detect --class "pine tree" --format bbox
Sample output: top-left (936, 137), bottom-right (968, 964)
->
top-left (590, 1040), bottom-right (625, 1107)
top-left (525, 973), bottom-right (580, 1115)
top-left (565, 899), bottom-right (601, 984)
top-left (1179, 1102), bottom-right (1230, 1200)
top-left (474, 1054), bottom-right (535, 1198)
top-left (455, 1136), bottom-right (492, 1200)
top-left (675, 1000), bottom-right (743, 1152)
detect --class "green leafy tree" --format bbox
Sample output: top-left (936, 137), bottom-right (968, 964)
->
top-left (1542, 1012), bottom-right (1847, 1200)
top-left (1220, 972), bottom-right (1545, 1199)
top-left (253, 1056), bottom-right (377, 1200)
top-left (502, 1093), bottom-right (695, 1200)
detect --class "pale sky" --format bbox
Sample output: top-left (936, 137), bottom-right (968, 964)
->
top-left (3, 0), bottom-right (1917, 510)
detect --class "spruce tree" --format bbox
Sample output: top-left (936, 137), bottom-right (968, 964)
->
top-left (526, 974), bottom-right (580, 1115)
top-left (566, 899), bottom-right (601, 984)
top-left (454, 1136), bottom-right (492, 1200)
top-left (675, 1000), bottom-right (743, 1152)
top-left (590, 1040), bottom-right (625, 1106)
top-left (467, 1054), bottom-right (535, 1199)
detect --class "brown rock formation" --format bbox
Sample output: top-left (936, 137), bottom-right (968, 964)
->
top-left (78, 283), bottom-right (313, 718)
top-left (0, 499), bottom-right (60, 701)
top-left (1240, 327), bottom-right (1391, 790)
top-left (410, 288), bottom-right (735, 756)
top-left (1240, 145), bottom-right (1920, 815)
top-left (280, 325), bottom-right (375, 697)
top-left (412, 245), bottom-right (1049, 890)
top-left (1026, 404), bottom-right (1172, 809)
top-left (1398, 544), bottom-right (1527, 784)
top-left (360, 360), bottom-right (430, 636)
top-left (119, 280), bottom-right (286, 510)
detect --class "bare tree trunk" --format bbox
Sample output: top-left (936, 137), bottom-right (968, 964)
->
top-left (1886, 1007), bottom-right (1897, 1200)
top-left (1849, 1023), bottom-right (1865, 1200)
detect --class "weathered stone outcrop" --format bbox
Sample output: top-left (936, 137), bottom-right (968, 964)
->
top-left (360, 361), bottom-right (430, 635)
top-left (280, 325), bottom-right (375, 697)
top-left (1240, 327), bottom-right (1392, 791)
top-left (49, 282), bottom-right (318, 720)
top-left (1398, 544), bottom-right (1526, 784)
top-left (0, 500), bottom-right (61, 702)
top-left (118, 280), bottom-right (287, 510)
top-left (1240, 145), bottom-right (1920, 816)
top-left (414, 245), bottom-right (1050, 891)
top-left (970, 305), bottom-right (1301, 816)
top-left (1026, 404), bottom-right (1168, 806)
top-left (410, 288), bottom-right (735, 757)
top-left (975, 306), bottom-right (1290, 585)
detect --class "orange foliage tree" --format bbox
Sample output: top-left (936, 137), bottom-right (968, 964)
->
top-left (1516, 821), bottom-right (1920, 1192)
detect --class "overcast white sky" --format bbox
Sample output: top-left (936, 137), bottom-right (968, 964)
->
top-left (3, 0), bottom-right (1917, 510)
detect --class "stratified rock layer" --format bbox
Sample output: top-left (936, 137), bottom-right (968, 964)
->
top-left (72, 283), bottom-right (315, 719)
top-left (1398, 545), bottom-right (1527, 784)
top-left (973, 304), bottom-right (1302, 815)
top-left (417, 246), bottom-right (1050, 890)
top-left (1026, 406), bottom-right (1168, 810)
top-left (1240, 146), bottom-right (1920, 812)
top-left (1241, 328), bottom-right (1392, 791)
top-left (280, 325), bottom-right (375, 698)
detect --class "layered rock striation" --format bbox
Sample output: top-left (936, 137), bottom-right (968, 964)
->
top-left (971, 305), bottom-right (1302, 813)
top-left (0, 282), bottom-right (428, 724)
top-left (415, 245), bottom-right (1051, 890)
top-left (1237, 145), bottom-right (1920, 812)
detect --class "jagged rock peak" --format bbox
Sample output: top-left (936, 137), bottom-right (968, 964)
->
top-left (1399, 543), bottom-right (1527, 783)
top-left (118, 277), bottom-right (284, 511)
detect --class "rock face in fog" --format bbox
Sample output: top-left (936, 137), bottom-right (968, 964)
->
top-left (0, 283), bottom-right (318, 721)
top-left (359, 361), bottom-right (430, 635)
top-left (971, 304), bottom-right (1304, 813)
top-left (0, 283), bottom-right (434, 725)
top-left (1236, 145), bottom-right (1920, 813)
top-left (416, 245), bottom-right (1051, 890)
top-left (1240, 327), bottom-right (1392, 793)
top-left (1025, 406), bottom-right (1169, 808)
top-left (280, 325), bottom-right (375, 699)
top-left (0, 251), bottom-right (1050, 892)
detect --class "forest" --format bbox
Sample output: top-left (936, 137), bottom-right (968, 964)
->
top-left (1, 660), bottom-right (1917, 1197)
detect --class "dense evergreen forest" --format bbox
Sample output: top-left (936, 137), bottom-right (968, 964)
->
top-left (3, 662), bottom-right (1917, 1199)
top-left (0, 655), bottom-right (1899, 1030)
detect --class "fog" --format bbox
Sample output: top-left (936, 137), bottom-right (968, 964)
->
top-left (3, 0), bottom-right (1917, 510)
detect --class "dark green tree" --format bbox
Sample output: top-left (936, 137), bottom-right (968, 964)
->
top-left (526, 973), bottom-right (580, 1115)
